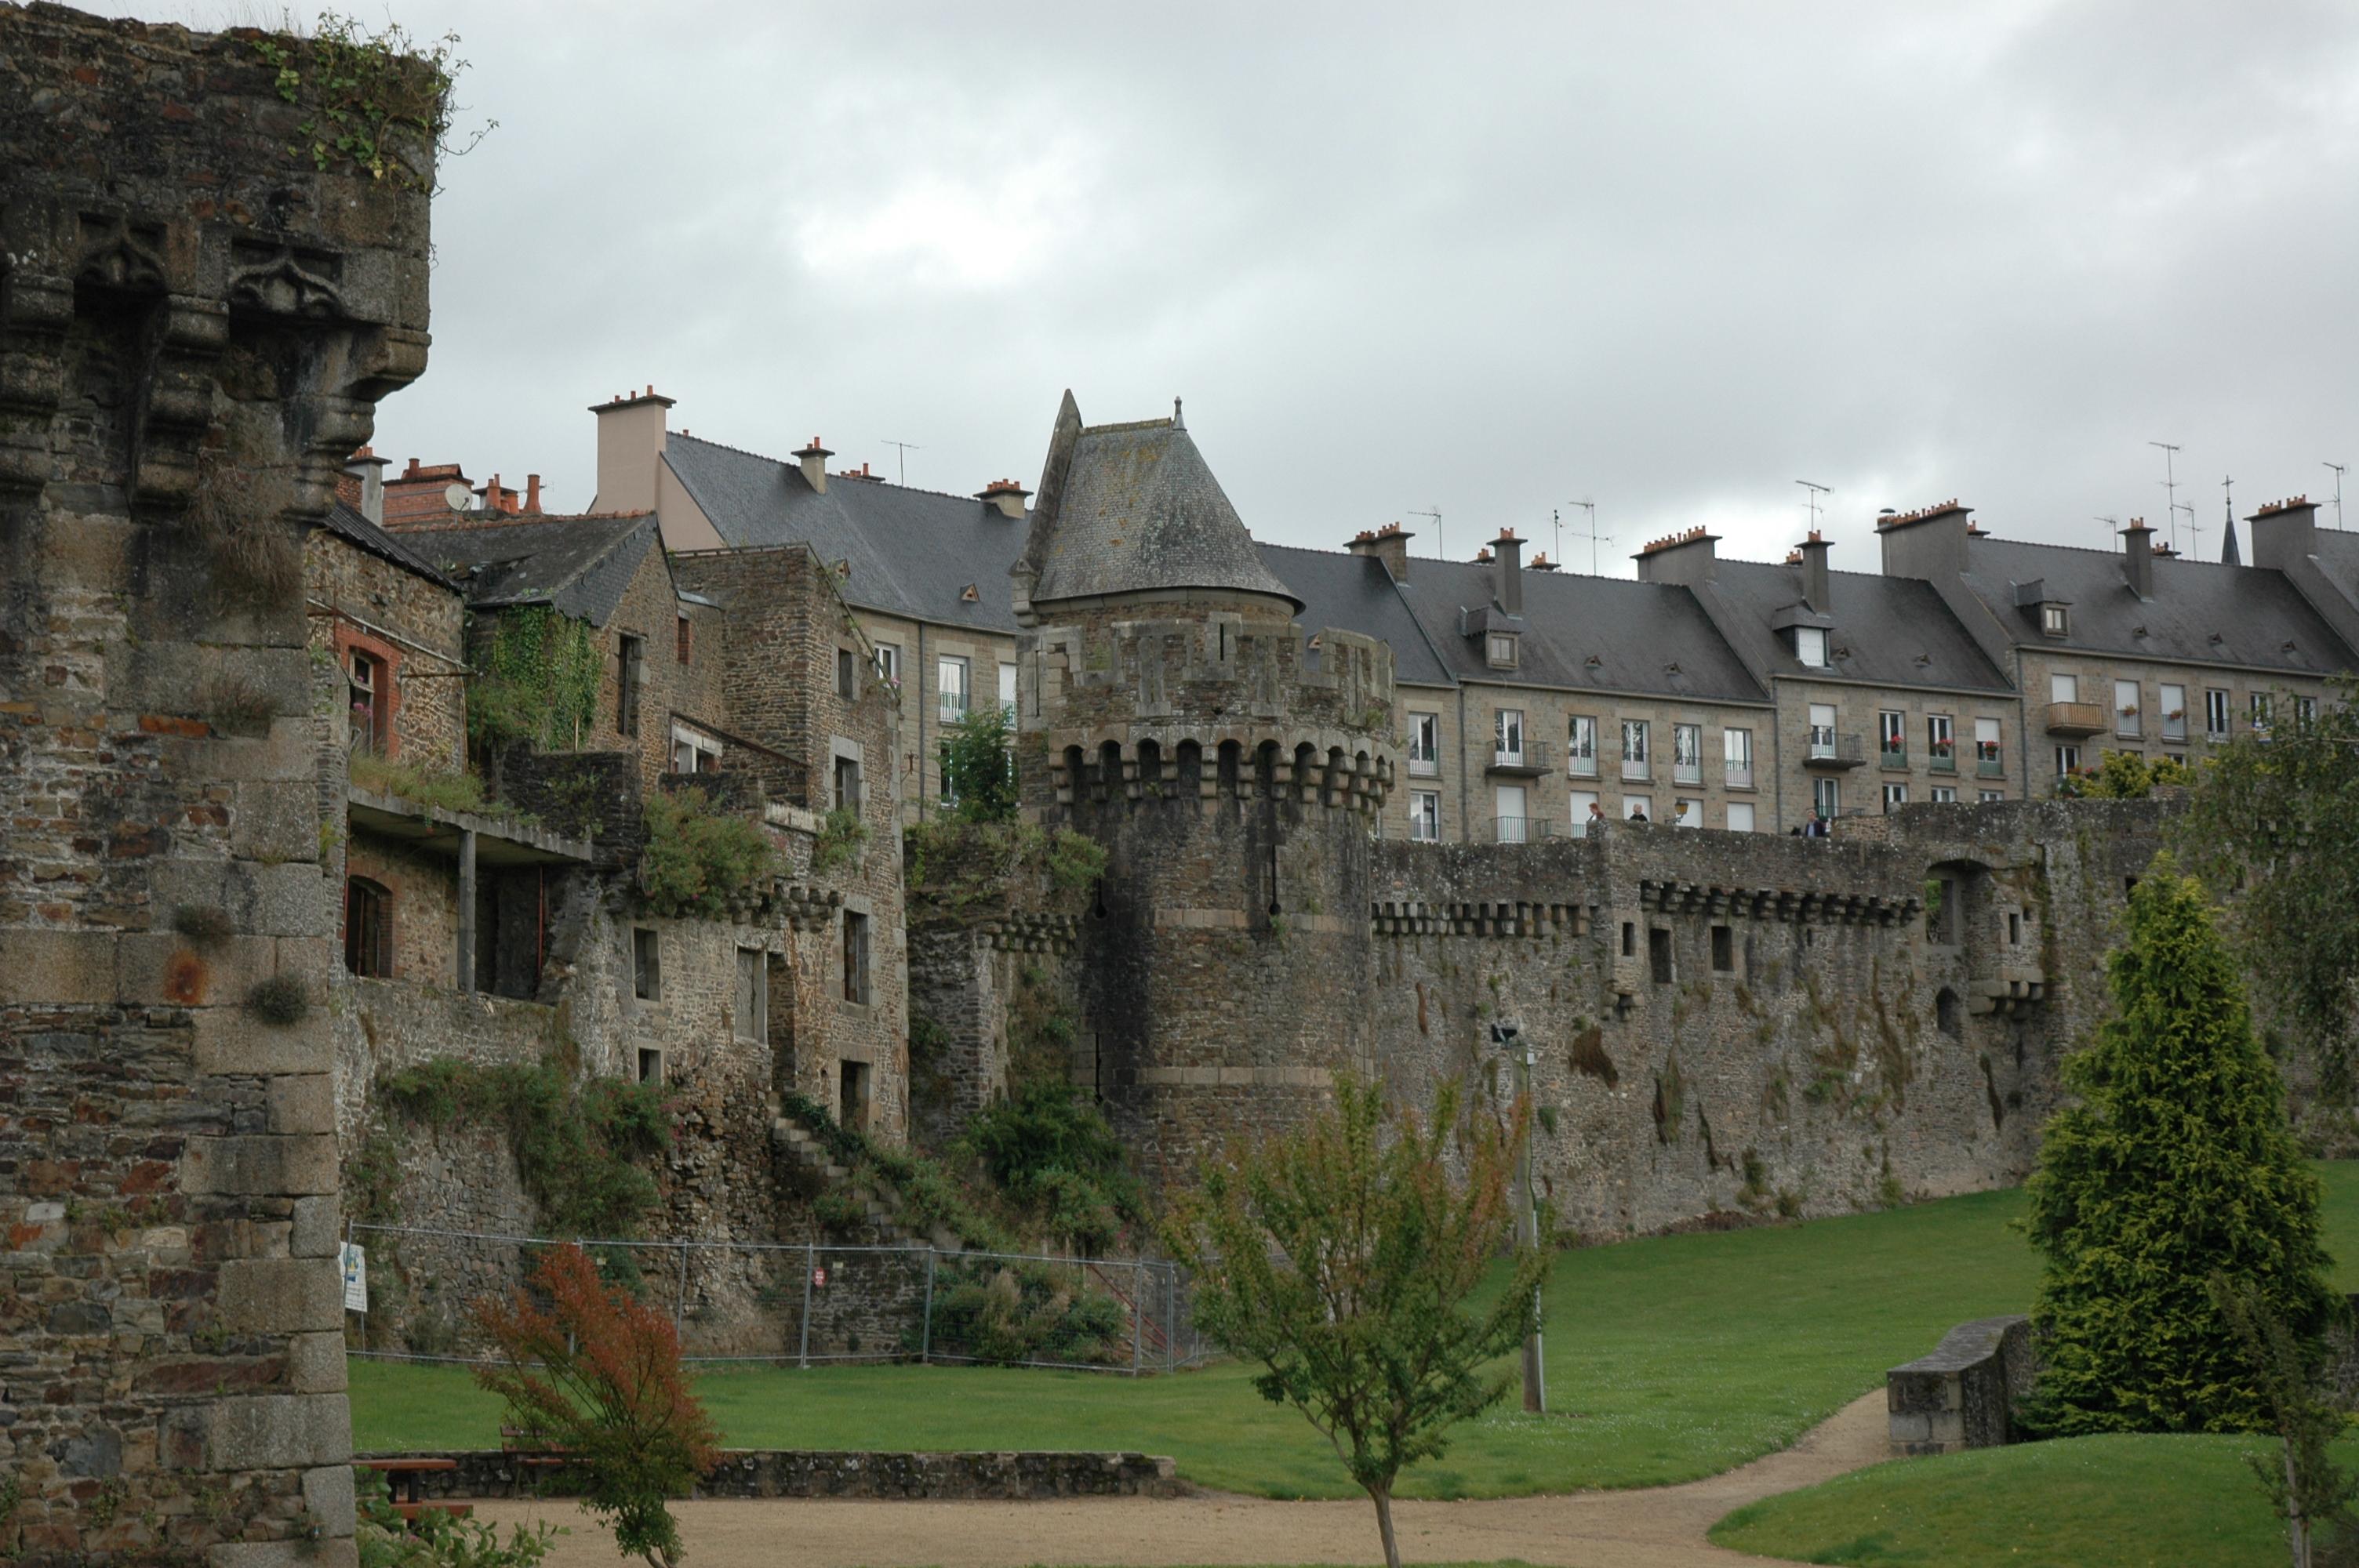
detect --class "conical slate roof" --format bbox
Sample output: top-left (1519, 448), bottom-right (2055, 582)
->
top-left (1017, 393), bottom-right (1299, 610)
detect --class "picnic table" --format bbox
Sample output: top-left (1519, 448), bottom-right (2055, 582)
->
top-left (356, 1457), bottom-right (471, 1523)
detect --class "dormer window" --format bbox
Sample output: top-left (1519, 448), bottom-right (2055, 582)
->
top-left (1486, 632), bottom-right (1519, 670)
top-left (1794, 626), bottom-right (1829, 668)
top-left (2041, 604), bottom-right (2070, 637)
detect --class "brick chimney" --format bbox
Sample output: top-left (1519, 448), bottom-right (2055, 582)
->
top-left (1529, 551), bottom-right (1560, 572)
top-left (589, 385), bottom-right (673, 513)
top-left (524, 474), bottom-right (543, 515)
top-left (1797, 529), bottom-right (1833, 610)
top-left (1875, 499), bottom-right (1972, 583)
top-left (2248, 495), bottom-right (2319, 573)
top-left (1631, 525), bottom-right (1718, 586)
top-left (976, 477), bottom-right (1030, 521)
top-left (1493, 528), bottom-right (1524, 615)
top-left (2121, 517), bottom-right (2156, 599)
top-left (1344, 521), bottom-right (1414, 582)
top-left (795, 437), bottom-right (834, 495)
top-left (343, 446), bottom-right (387, 526)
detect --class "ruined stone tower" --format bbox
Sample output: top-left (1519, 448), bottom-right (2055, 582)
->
top-left (1012, 394), bottom-right (1395, 1186)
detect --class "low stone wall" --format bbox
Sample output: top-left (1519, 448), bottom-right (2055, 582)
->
top-left (361, 1448), bottom-right (1183, 1501)
top-left (1887, 1313), bottom-right (2033, 1456)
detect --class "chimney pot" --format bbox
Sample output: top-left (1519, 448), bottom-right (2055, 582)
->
top-left (1347, 524), bottom-right (1413, 580)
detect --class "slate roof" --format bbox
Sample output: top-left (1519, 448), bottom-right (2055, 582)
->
top-left (317, 500), bottom-right (455, 589)
top-left (2309, 530), bottom-right (2359, 615)
top-left (1393, 559), bottom-right (1768, 704)
top-left (1256, 544), bottom-right (1455, 689)
top-left (420, 514), bottom-right (661, 627)
top-left (662, 434), bottom-right (1027, 636)
top-left (1707, 559), bottom-right (2015, 692)
top-left (1961, 535), bottom-right (2356, 676)
top-left (1028, 416), bottom-right (1299, 608)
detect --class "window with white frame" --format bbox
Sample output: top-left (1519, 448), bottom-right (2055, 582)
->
top-left (2054, 744), bottom-right (2081, 776)
top-left (2042, 603), bottom-right (2070, 636)
top-left (1674, 797), bottom-right (1702, 828)
top-left (937, 655), bottom-right (970, 724)
top-left (1568, 714), bottom-right (1598, 776)
top-left (1724, 727), bottom-right (1753, 788)
top-left (1877, 710), bottom-right (1906, 764)
top-left (2161, 681), bottom-right (2186, 741)
top-left (1930, 786), bottom-right (1957, 803)
top-left (1926, 713), bottom-right (1954, 766)
top-left (2115, 678), bottom-right (2141, 737)
top-left (1409, 790), bottom-right (1441, 842)
top-left (1672, 723), bottom-right (1702, 785)
top-left (1725, 800), bottom-right (1756, 833)
top-left (1882, 781), bottom-right (1909, 812)
top-left (1408, 712), bottom-right (1441, 776)
top-left (1494, 784), bottom-right (1528, 843)
top-left (1486, 632), bottom-right (1519, 670)
top-left (873, 642), bottom-right (901, 687)
top-left (1569, 789), bottom-right (1600, 828)
top-left (1979, 789), bottom-right (2005, 803)
top-left (2051, 672), bottom-right (2079, 703)
top-left (1808, 702), bottom-right (1837, 760)
top-left (2205, 687), bottom-right (2231, 740)
top-left (1812, 777), bottom-right (1840, 819)
top-left (1794, 626), bottom-right (1829, 667)
top-left (1621, 718), bottom-right (1650, 780)
top-left (1494, 708), bottom-right (1525, 765)
top-left (998, 661), bottom-right (1018, 716)
top-left (2297, 694), bottom-right (2318, 726)
top-left (1975, 715), bottom-right (2003, 774)
top-left (2251, 691), bottom-right (2274, 731)
top-left (1623, 796), bottom-right (1654, 821)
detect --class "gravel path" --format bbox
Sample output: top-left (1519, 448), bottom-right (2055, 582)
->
top-left (464, 1391), bottom-right (1888, 1567)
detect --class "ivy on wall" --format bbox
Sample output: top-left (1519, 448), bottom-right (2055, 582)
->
top-left (639, 787), bottom-right (780, 918)
top-left (468, 605), bottom-right (605, 753)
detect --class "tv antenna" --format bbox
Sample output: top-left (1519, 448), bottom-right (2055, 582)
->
top-left (2328, 461), bottom-right (2347, 531)
top-left (881, 439), bottom-right (923, 486)
top-left (1408, 506), bottom-right (1443, 561)
top-left (2149, 441), bottom-right (2183, 551)
top-left (1795, 480), bottom-right (1830, 532)
top-left (2093, 514), bottom-right (2121, 546)
top-left (1564, 499), bottom-right (1608, 575)
top-left (2174, 499), bottom-right (2201, 556)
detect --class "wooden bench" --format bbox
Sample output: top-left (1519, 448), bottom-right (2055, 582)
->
top-left (391, 1500), bottom-right (474, 1523)
top-left (358, 1456), bottom-right (465, 1527)
top-left (500, 1426), bottom-right (570, 1477)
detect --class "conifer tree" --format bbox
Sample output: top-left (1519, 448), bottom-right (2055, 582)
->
top-left (2022, 858), bottom-right (2336, 1435)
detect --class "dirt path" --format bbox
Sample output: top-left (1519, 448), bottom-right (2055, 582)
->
top-left (463, 1391), bottom-right (1888, 1567)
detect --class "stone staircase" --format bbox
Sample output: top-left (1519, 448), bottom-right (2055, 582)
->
top-left (766, 1094), bottom-right (968, 1253)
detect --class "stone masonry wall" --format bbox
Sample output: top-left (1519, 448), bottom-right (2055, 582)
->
top-left (0, 9), bottom-right (434, 1563)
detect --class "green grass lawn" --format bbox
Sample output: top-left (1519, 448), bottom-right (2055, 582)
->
top-left (1709, 1432), bottom-right (2347, 1567)
top-left (351, 1162), bottom-right (2359, 1502)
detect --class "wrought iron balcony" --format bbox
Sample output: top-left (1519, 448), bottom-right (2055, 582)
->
top-left (1485, 741), bottom-right (1553, 778)
top-left (1804, 729), bottom-right (1866, 769)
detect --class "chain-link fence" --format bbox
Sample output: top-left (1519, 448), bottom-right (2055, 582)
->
top-left (343, 1221), bottom-right (1207, 1374)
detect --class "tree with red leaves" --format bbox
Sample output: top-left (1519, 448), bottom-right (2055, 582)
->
top-left (474, 1244), bottom-right (721, 1568)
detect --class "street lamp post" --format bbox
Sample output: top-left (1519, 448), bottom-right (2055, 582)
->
top-left (1489, 1022), bottom-right (1546, 1414)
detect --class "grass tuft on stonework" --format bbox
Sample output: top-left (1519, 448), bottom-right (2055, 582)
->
top-left (350, 1164), bottom-right (2359, 1503)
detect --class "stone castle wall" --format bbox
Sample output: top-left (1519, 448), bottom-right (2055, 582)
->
top-left (0, 9), bottom-right (434, 1563)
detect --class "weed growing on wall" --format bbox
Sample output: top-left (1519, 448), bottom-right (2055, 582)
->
top-left (469, 606), bottom-right (605, 753)
top-left (250, 11), bottom-right (494, 190)
top-left (380, 1058), bottom-right (671, 1237)
top-left (810, 806), bottom-right (868, 877)
top-left (638, 786), bottom-right (778, 919)
top-left (904, 818), bottom-right (1104, 919)
top-left (350, 751), bottom-right (490, 814)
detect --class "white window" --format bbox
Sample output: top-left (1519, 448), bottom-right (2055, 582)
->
top-left (1568, 789), bottom-right (1600, 829)
top-left (1487, 632), bottom-right (1518, 669)
top-left (2297, 695), bottom-right (2318, 725)
top-left (2114, 679), bottom-right (2141, 737)
top-left (1979, 789), bottom-right (2005, 803)
top-left (1975, 716), bottom-right (2002, 774)
top-left (1808, 702), bottom-right (1837, 760)
top-left (1568, 715), bottom-right (1598, 777)
top-left (1812, 777), bottom-right (1840, 819)
top-left (1883, 782), bottom-right (1909, 812)
top-left (1408, 712), bottom-right (1441, 776)
top-left (2051, 673), bottom-right (2079, 703)
top-left (2251, 691), bottom-right (2274, 731)
top-left (1724, 727), bottom-right (1754, 788)
top-left (1794, 626), bottom-right (1829, 667)
top-left (1494, 708), bottom-right (1525, 765)
top-left (2054, 745), bottom-right (2081, 775)
top-left (1725, 801), bottom-right (1756, 833)
top-left (2042, 603), bottom-right (2070, 636)
top-left (1878, 710), bottom-right (1906, 763)
top-left (1674, 797), bottom-right (1702, 828)
top-left (998, 661), bottom-right (1018, 716)
top-left (1409, 789), bottom-right (1441, 842)
top-left (1494, 784), bottom-right (1527, 843)
top-left (1621, 719), bottom-right (1650, 780)
top-left (1927, 714), bottom-right (1954, 768)
top-left (873, 642), bottom-right (901, 686)
top-left (2161, 682), bottom-right (2186, 741)
top-left (937, 655), bottom-right (970, 723)
top-left (1673, 723), bottom-right (1702, 785)
top-left (1623, 796), bottom-right (1655, 822)
top-left (1930, 786), bottom-right (1957, 803)
top-left (2206, 688), bottom-right (2231, 739)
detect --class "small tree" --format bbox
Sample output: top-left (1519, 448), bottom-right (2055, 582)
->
top-left (2212, 1273), bottom-right (2359, 1568)
top-left (939, 703), bottom-right (1020, 822)
top-left (2021, 860), bottom-right (2336, 1435)
top-left (474, 1244), bottom-right (721, 1568)
top-left (1163, 1076), bottom-right (1545, 1568)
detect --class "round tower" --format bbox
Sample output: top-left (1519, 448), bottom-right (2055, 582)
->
top-left (1012, 393), bottom-right (1397, 1191)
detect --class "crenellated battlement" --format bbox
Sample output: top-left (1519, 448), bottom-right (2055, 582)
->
top-left (1049, 728), bottom-right (1395, 818)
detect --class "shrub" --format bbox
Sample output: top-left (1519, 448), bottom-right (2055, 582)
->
top-left (2020, 860), bottom-right (2336, 1436)
top-left (171, 903), bottom-right (235, 948)
top-left (356, 1466), bottom-right (561, 1567)
top-left (928, 1262), bottom-right (1130, 1366)
top-left (246, 974), bottom-right (311, 1026)
top-left (810, 806), bottom-right (867, 878)
top-left (639, 787), bottom-right (778, 919)
top-left (475, 1244), bottom-right (720, 1568)
top-left (938, 704), bottom-right (1019, 822)
top-left (961, 1080), bottom-right (1142, 1246)
top-left (469, 606), bottom-right (605, 753)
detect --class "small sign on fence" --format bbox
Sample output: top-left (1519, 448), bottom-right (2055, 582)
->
top-left (340, 1242), bottom-right (368, 1313)
top-left (812, 1265), bottom-right (828, 1288)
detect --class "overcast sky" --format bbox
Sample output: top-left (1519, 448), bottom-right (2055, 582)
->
top-left (105, 1), bottom-right (2359, 574)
